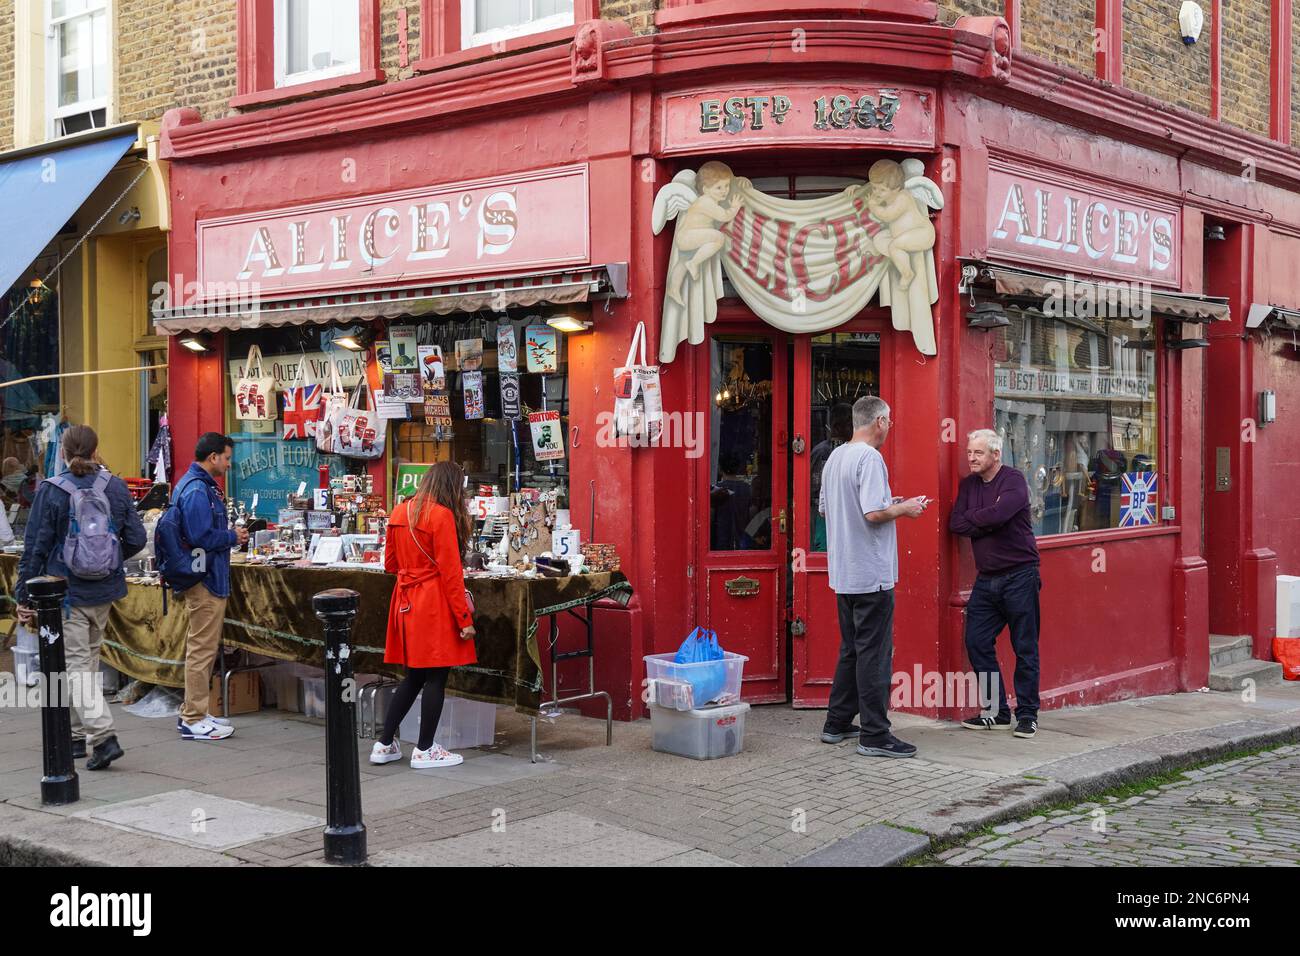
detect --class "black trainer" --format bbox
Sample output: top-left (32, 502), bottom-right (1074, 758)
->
top-left (86, 735), bottom-right (124, 771)
top-left (820, 723), bottom-right (862, 744)
top-left (71, 737), bottom-right (87, 760)
top-left (857, 735), bottom-right (918, 758)
top-left (1014, 719), bottom-right (1038, 739)
top-left (961, 714), bottom-right (1012, 730)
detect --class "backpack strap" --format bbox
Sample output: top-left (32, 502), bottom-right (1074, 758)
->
top-left (46, 474), bottom-right (77, 495)
top-left (91, 469), bottom-right (112, 494)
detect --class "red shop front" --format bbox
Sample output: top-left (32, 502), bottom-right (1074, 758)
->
top-left (159, 3), bottom-right (1300, 721)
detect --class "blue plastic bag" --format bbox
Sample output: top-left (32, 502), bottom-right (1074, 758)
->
top-left (674, 627), bottom-right (728, 705)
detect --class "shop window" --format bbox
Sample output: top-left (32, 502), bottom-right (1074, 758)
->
top-left (274, 0), bottom-right (361, 88)
top-left (461, 0), bottom-right (574, 49)
top-left (809, 332), bottom-right (880, 553)
top-left (234, 0), bottom-right (382, 108)
top-left (46, 0), bottom-right (109, 138)
top-left (992, 308), bottom-right (1159, 537)
top-left (709, 336), bottom-right (774, 552)
top-left (224, 325), bottom-right (366, 520)
top-left (1, 279), bottom-right (61, 539)
top-left (392, 313), bottom-right (570, 506)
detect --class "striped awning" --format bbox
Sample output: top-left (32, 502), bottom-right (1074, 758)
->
top-left (152, 263), bottom-right (628, 334)
top-left (963, 262), bottom-right (1231, 323)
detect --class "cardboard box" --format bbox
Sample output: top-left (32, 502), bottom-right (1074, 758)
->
top-left (209, 671), bottom-right (261, 716)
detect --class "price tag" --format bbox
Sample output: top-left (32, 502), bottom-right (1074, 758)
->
top-left (552, 529), bottom-right (581, 557)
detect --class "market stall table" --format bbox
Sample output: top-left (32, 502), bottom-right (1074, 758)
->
top-left (0, 554), bottom-right (630, 727)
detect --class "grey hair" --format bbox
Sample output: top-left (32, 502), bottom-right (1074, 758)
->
top-left (967, 428), bottom-right (1003, 454)
top-left (853, 396), bottom-right (891, 430)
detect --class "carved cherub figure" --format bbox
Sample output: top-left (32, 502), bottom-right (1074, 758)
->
top-left (657, 161), bottom-right (741, 304)
top-left (864, 159), bottom-right (939, 290)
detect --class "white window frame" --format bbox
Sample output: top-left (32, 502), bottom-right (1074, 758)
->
top-left (460, 0), bottom-right (575, 50)
top-left (273, 0), bottom-right (362, 89)
top-left (45, 0), bottom-right (111, 139)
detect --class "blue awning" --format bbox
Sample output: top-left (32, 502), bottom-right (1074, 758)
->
top-left (0, 130), bottom-right (137, 295)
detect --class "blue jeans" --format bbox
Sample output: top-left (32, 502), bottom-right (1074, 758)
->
top-left (964, 564), bottom-right (1041, 721)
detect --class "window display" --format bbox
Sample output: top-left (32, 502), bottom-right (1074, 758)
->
top-left (992, 308), bottom-right (1159, 536)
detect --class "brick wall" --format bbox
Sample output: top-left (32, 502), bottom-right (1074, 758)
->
top-left (1124, 0), bottom-right (1211, 115)
top-left (600, 0), bottom-right (659, 34)
top-left (936, 0), bottom-right (1004, 25)
top-left (171, 0), bottom-right (239, 123)
top-left (115, 0), bottom-right (178, 124)
top-left (1293, 9), bottom-right (1299, 144)
top-left (1019, 0), bottom-right (1094, 75)
top-left (380, 0), bottom-right (421, 80)
top-left (1219, 0), bottom-right (1272, 136)
top-left (0, 3), bottom-right (14, 152)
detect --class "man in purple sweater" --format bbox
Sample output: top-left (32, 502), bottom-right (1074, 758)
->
top-left (949, 428), bottom-right (1041, 738)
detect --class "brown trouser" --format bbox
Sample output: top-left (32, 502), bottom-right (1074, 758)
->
top-left (180, 584), bottom-right (227, 725)
top-left (63, 602), bottom-right (115, 747)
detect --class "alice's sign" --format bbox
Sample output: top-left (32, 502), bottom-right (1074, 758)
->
top-left (195, 165), bottom-right (590, 300)
top-left (987, 165), bottom-right (1180, 286)
top-left (661, 85), bottom-right (935, 154)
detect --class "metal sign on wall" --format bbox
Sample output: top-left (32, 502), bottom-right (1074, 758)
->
top-left (986, 163), bottom-right (1181, 287)
top-left (660, 84), bottom-right (937, 154)
top-left (194, 164), bottom-right (590, 300)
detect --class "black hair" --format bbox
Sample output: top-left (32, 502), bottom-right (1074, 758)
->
top-left (194, 432), bottom-right (234, 462)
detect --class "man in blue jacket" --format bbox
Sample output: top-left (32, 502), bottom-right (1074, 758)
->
top-left (15, 425), bottom-right (146, 770)
top-left (174, 433), bottom-right (248, 741)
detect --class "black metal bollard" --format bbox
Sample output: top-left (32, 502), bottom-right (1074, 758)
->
top-left (27, 576), bottom-right (78, 806)
top-left (313, 588), bottom-right (366, 865)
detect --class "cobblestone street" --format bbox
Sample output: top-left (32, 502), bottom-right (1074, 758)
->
top-left (931, 744), bottom-right (1300, 867)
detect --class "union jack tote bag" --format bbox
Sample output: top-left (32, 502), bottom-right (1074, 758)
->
top-left (281, 358), bottom-right (322, 441)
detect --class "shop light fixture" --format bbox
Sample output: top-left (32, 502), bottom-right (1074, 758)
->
top-left (334, 333), bottom-right (370, 351)
top-left (546, 315), bottom-right (593, 333)
top-left (1163, 321), bottom-right (1209, 350)
top-left (179, 333), bottom-right (212, 353)
top-left (966, 302), bottom-right (1011, 328)
top-left (1204, 224), bottom-right (1226, 241)
top-left (27, 277), bottom-right (51, 306)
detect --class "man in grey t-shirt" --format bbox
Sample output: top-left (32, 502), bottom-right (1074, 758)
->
top-left (817, 395), bottom-right (928, 757)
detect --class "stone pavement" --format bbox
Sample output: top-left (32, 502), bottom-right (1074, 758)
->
top-left (1, 669), bottom-right (1299, 866)
top-left (928, 744), bottom-right (1300, 866)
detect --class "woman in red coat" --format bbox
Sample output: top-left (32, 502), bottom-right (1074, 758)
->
top-left (370, 461), bottom-right (477, 769)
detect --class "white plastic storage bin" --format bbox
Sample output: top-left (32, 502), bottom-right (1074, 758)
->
top-left (399, 694), bottom-right (497, 750)
top-left (643, 651), bottom-right (748, 708)
top-left (15, 626), bottom-right (38, 653)
top-left (298, 677), bottom-right (327, 718)
top-left (650, 702), bottom-right (749, 760)
top-left (12, 646), bottom-right (40, 687)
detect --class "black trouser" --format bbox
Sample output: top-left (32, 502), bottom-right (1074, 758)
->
top-left (963, 564), bottom-right (1041, 721)
top-left (379, 667), bottom-right (450, 751)
top-left (825, 589), bottom-right (895, 746)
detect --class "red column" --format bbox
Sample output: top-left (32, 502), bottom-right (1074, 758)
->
top-left (1270, 0), bottom-right (1293, 144)
top-left (1210, 0), bottom-right (1222, 121)
top-left (1095, 0), bottom-right (1123, 84)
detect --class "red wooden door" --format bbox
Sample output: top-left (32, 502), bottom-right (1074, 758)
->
top-left (791, 320), bottom-right (889, 706)
top-left (694, 325), bottom-right (790, 703)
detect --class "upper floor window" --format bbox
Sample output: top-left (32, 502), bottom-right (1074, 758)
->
top-left (47, 0), bottom-right (109, 137)
top-left (274, 0), bottom-right (361, 88)
top-left (462, 0), bottom-right (574, 49)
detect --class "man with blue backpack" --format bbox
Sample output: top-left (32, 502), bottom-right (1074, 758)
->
top-left (14, 426), bottom-right (146, 771)
top-left (154, 433), bottom-right (247, 741)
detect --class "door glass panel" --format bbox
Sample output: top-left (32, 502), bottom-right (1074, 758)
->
top-left (809, 332), bottom-right (880, 552)
top-left (709, 337), bottom-right (773, 551)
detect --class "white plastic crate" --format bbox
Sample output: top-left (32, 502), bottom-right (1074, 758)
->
top-left (12, 646), bottom-right (39, 687)
top-left (644, 651), bottom-right (748, 707)
top-left (399, 694), bottom-right (496, 750)
top-left (15, 626), bottom-right (38, 654)
top-left (650, 702), bottom-right (749, 760)
top-left (1278, 575), bottom-right (1300, 638)
top-left (298, 677), bottom-right (327, 718)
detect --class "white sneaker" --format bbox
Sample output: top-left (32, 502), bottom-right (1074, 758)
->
top-left (179, 717), bottom-right (234, 741)
top-left (206, 714), bottom-right (233, 727)
top-left (369, 740), bottom-right (402, 764)
top-left (410, 743), bottom-right (463, 769)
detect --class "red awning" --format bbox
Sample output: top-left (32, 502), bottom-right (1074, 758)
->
top-left (152, 263), bottom-right (627, 334)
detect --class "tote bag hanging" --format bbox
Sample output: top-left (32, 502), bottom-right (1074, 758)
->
top-left (281, 358), bottom-right (322, 441)
top-left (316, 359), bottom-right (349, 452)
top-left (332, 371), bottom-right (387, 460)
top-left (234, 345), bottom-right (277, 422)
top-left (613, 321), bottom-right (664, 443)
